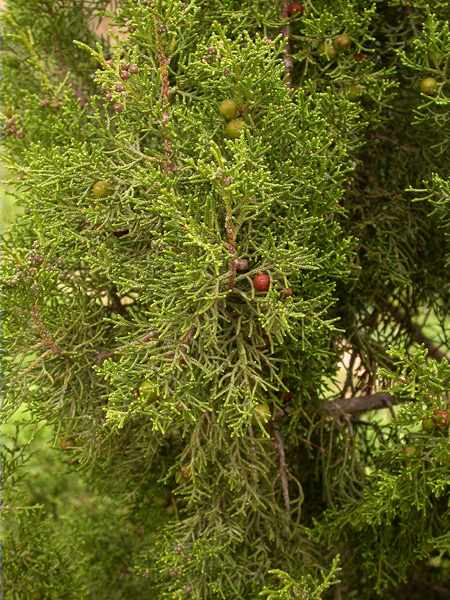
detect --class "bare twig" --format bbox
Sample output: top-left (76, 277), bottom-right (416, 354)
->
top-left (324, 392), bottom-right (398, 417)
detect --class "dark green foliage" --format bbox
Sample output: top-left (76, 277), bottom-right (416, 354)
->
top-left (1, 409), bottom-right (165, 599)
top-left (1, 0), bottom-right (449, 598)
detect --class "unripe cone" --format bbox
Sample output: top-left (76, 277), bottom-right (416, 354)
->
top-left (224, 119), bottom-right (245, 139)
top-left (92, 180), bottom-right (112, 198)
top-left (422, 417), bottom-right (434, 432)
top-left (348, 84), bottom-right (365, 99)
top-left (253, 272), bottom-right (270, 292)
top-left (334, 33), bottom-right (351, 50)
top-left (219, 99), bottom-right (238, 120)
top-left (420, 77), bottom-right (438, 95)
top-left (322, 40), bottom-right (337, 60)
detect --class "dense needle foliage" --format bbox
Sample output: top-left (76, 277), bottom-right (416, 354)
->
top-left (0, 1), bottom-right (449, 598)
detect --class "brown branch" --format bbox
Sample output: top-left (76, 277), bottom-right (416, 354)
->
top-left (225, 207), bottom-right (237, 289)
top-left (31, 304), bottom-right (62, 355)
top-left (384, 301), bottom-right (450, 364)
top-left (272, 427), bottom-right (290, 512)
top-left (155, 21), bottom-right (174, 172)
top-left (324, 392), bottom-right (398, 417)
top-left (281, 2), bottom-right (294, 87)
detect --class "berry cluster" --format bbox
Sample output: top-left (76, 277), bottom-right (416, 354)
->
top-left (321, 32), bottom-right (352, 61)
top-left (103, 61), bottom-right (140, 113)
top-left (3, 116), bottom-right (24, 139)
top-left (219, 98), bottom-right (246, 139)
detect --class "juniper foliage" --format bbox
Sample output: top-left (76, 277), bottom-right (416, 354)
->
top-left (1, 1), bottom-right (449, 598)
